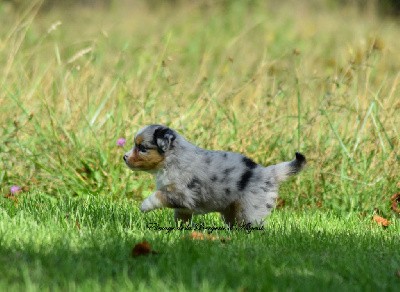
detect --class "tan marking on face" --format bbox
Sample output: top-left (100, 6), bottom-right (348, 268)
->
top-left (135, 135), bottom-right (144, 145)
top-left (126, 148), bottom-right (165, 171)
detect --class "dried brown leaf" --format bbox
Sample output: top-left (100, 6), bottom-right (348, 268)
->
top-left (373, 215), bottom-right (390, 227)
top-left (131, 241), bottom-right (158, 257)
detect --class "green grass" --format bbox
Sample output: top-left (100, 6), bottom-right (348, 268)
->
top-left (1, 194), bottom-right (399, 291)
top-left (0, 0), bottom-right (399, 290)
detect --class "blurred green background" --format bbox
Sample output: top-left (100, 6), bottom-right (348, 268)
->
top-left (1, 0), bottom-right (399, 215)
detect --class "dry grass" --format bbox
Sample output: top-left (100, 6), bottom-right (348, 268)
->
top-left (0, 0), bottom-right (399, 215)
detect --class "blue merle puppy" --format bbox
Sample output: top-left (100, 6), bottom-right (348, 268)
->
top-left (123, 124), bottom-right (306, 227)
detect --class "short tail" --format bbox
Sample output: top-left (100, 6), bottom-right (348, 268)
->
top-left (273, 152), bottom-right (306, 183)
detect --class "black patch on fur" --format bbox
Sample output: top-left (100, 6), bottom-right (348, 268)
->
top-left (266, 203), bottom-right (273, 209)
top-left (220, 167), bottom-right (234, 183)
top-left (152, 126), bottom-right (176, 154)
top-left (295, 152), bottom-right (306, 163)
top-left (265, 180), bottom-right (273, 188)
top-left (187, 177), bottom-right (200, 189)
top-left (222, 153), bottom-right (228, 158)
top-left (225, 188), bottom-right (231, 196)
top-left (152, 127), bottom-right (168, 145)
top-left (223, 167), bottom-right (235, 175)
top-left (287, 152), bottom-right (307, 175)
top-left (243, 157), bottom-right (257, 169)
top-left (210, 175), bottom-right (218, 182)
top-left (237, 170), bottom-right (253, 191)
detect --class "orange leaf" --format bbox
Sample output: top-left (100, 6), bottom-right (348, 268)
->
top-left (373, 215), bottom-right (390, 227)
top-left (190, 231), bottom-right (208, 240)
top-left (131, 241), bottom-right (158, 257)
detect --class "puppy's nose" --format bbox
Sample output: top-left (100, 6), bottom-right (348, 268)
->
top-left (123, 154), bottom-right (128, 162)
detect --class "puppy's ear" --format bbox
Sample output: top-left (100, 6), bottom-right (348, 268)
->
top-left (153, 126), bottom-right (176, 153)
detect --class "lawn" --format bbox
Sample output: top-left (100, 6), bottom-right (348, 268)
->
top-left (0, 0), bottom-right (399, 291)
top-left (1, 194), bottom-right (399, 291)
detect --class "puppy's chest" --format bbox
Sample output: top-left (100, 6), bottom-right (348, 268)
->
top-left (155, 170), bottom-right (188, 192)
top-left (155, 171), bottom-right (172, 189)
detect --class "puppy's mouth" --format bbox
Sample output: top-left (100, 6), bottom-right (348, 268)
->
top-left (123, 152), bottom-right (164, 172)
top-left (123, 154), bottom-right (139, 170)
top-left (123, 154), bottom-right (130, 164)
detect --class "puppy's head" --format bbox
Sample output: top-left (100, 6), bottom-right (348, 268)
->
top-left (123, 124), bottom-right (176, 172)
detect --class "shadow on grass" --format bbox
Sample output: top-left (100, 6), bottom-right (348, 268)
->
top-left (0, 220), bottom-right (399, 291)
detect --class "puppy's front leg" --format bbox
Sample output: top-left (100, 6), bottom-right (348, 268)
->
top-left (140, 191), bottom-right (167, 212)
top-left (140, 190), bottom-right (185, 213)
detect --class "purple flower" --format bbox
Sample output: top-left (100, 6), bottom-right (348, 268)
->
top-left (116, 138), bottom-right (126, 147)
top-left (10, 185), bottom-right (21, 195)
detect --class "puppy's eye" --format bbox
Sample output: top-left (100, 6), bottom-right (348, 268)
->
top-left (137, 144), bottom-right (147, 153)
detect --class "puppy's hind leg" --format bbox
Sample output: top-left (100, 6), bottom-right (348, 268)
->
top-left (221, 198), bottom-right (269, 228)
top-left (239, 196), bottom-right (274, 227)
top-left (220, 201), bottom-right (243, 228)
top-left (174, 209), bottom-right (193, 225)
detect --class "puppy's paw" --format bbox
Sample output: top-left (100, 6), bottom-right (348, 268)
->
top-left (140, 198), bottom-right (153, 213)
